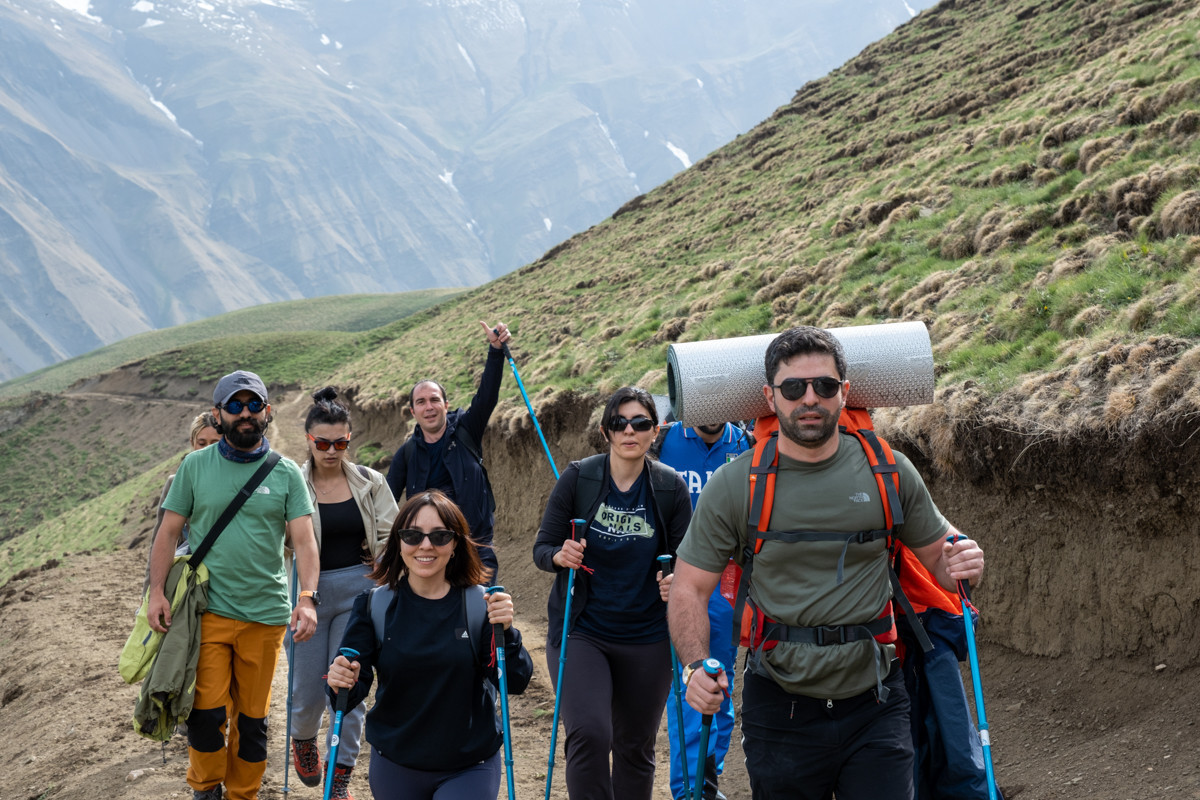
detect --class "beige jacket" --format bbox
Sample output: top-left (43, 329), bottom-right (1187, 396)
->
top-left (286, 459), bottom-right (398, 581)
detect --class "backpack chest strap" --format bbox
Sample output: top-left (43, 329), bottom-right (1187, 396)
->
top-left (745, 525), bottom-right (892, 585)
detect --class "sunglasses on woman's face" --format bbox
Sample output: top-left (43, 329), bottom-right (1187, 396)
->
top-left (397, 528), bottom-right (455, 547)
top-left (307, 433), bottom-right (350, 451)
top-left (607, 415), bottom-right (655, 432)
top-left (772, 376), bottom-right (843, 401)
top-left (221, 398), bottom-right (266, 414)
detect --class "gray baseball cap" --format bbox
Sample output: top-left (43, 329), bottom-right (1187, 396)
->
top-left (213, 370), bottom-right (268, 406)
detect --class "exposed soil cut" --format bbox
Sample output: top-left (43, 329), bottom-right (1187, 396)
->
top-left (1, 383), bottom-right (1198, 800)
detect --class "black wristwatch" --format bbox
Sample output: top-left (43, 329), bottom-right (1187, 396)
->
top-left (681, 659), bottom-right (706, 686)
top-left (299, 590), bottom-right (321, 606)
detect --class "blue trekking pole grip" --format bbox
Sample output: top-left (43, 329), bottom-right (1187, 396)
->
top-left (692, 659), bottom-right (723, 800)
top-left (657, 554), bottom-right (691, 797)
top-left (545, 517), bottom-right (586, 800)
top-left (947, 534), bottom-right (997, 800)
top-left (322, 646), bottom-right (361, 800)
top-left (486, 586), bottom-right (517, 800)
top-left (495, 330), bottom-right (560, 480)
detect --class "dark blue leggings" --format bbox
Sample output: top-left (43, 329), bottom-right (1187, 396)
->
top-left (367, 747), bottom-right (500, 800)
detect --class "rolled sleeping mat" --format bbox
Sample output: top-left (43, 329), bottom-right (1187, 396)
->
top-left (666, 321), bottom-right (934, 427)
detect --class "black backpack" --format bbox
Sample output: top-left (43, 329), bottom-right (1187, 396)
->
top-left (368, 583), bottom-right (489, 668)
top-left (571, 454), bottom-right (680, 555)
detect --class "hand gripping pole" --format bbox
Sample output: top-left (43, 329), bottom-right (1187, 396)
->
top-left (322, 647), bottom-right (361, 800)
top-left (486, 586), bottom-right (517, 800)
top-left (545, 518), bottom-right (586, 799)
top-left (947, 534), bottom-right (997, 800)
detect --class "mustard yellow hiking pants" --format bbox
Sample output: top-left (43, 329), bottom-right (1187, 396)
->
top-left (187, 612), bottom-right (286, 800)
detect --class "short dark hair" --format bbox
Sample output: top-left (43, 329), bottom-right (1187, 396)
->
top-left (764, 326), bottom-right (847, 385)
top-left (369, 490), bottom-right (492, 590)
top-left (305, 386), bottom-right (352, 431)
top-left (600, 386), bottom-right (658, 442)
top-left (408, 380), bottom-right (448, 408)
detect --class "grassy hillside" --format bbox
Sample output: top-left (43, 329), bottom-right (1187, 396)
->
top-left (333, 0), bottom-right (1200, 425)
top-left (0, 290), bottom-right (460, 551)
top-left (5, 0), bottom-right (1200, 582)
top-left (0, 289), bottom-right (462, 399)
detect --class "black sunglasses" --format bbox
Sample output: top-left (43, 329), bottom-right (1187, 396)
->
top-left (607, 415), bottom-right (655, 432)
top-left (221, 398), bottom-right (266, 414)
top-left (397, 528), bottom-right (455, 547)
top-left (307, 434), bottom-right (350, 451)
top-left (772, 377), bottom-right (843, 401)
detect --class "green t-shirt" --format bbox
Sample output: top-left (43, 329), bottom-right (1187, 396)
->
top-left (163, 446), bottom-right (314, 626)
top-left (678, 432), bottom-right (949, 699)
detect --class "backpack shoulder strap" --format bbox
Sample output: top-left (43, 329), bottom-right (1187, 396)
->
top-left (453, 424), bottom-right (497, 515)
top-left (455, 424), bottom-right (484, 463)
top-left (731, 432), bottom-right (778, 647)
top-left (648, 424), bottom-right (670, 460)
top-left (369, 584), bottom-right (393, 646)
top-left (647, 457), bottom-right (678, 502)
top-left (840, 418), bottom-right (936, 653)
top-left (463, 584), bottom-right (488, 669)
top-left (572, 454), bottom-right (607, 521)
top-left (399, 437), bottom-right (416, 472)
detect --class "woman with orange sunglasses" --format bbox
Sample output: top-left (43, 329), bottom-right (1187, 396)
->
top-left (286, 385), bottom-right (398, 799)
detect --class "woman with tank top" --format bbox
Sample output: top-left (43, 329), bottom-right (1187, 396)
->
top-left (286, 386), bottom-right (398, 800)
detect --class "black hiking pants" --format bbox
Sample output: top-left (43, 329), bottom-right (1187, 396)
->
top-left (741, 662), bottom-right (914, 800)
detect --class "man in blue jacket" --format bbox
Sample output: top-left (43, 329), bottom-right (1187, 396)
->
top-left (387, 321), bottom-right (510, 578)
top-left (656, 420), bottom-right (751, 800)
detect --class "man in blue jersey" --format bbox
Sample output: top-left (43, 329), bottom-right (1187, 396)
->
top-left (655, 420), bottom-right (751, 800)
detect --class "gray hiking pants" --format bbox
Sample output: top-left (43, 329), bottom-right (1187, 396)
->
top-left (285, 564), bottom-right (375, 767)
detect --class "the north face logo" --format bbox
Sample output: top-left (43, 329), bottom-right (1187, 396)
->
top-left (849, 492), bottom-right (871, 503)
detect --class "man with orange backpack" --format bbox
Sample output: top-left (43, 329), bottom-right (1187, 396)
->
top-left (668, 326), bottom-right (986, 800)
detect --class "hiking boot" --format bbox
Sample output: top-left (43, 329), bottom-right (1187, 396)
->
top-left (328, 764), bottom-right (355, 800)
top-left (291, 736), bottom-right (322, 787)
top-left (193, 787), bottom-right (222, 800)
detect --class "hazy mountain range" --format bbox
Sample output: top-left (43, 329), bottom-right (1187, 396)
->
top-left (0, 0), bottom-right (933, 381)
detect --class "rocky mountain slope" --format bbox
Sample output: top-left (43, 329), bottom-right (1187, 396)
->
top-left (0, 0), bottom-right (929, 380)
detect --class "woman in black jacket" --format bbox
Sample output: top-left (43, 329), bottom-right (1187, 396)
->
top-left (327, 490), bottom-right (532, 800)
top-left (533, 386), bottom-right (692, 800)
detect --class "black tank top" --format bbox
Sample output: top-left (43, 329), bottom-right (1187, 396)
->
top-left (318, 497), bottom-right (369, 571)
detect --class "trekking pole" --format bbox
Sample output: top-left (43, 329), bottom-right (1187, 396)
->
top-left (322, 647), bottom-right (361, 800)
top-left (947, 534), bottom-right (997, 800)
top-left (494, 331), bottom-right (560, 480)
top-left (486, 586), bottom-right (517, 800)
top-left (545, 517), bottom-right (586, 800)
top-left (283, 562), bottom-right (298, 794)
top-left (692, 659), bottom-right (723, 800)
top-left (656, 554), bottom-right (691, 798)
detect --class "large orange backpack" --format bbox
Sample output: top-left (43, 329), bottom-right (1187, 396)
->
top-left (730, 408), bottom-right (964, 658)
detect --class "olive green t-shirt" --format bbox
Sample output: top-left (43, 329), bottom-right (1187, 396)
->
top-left (678, 432), bottom-right (949, 699)
top-left (163, 446), bottom-right (313, 626)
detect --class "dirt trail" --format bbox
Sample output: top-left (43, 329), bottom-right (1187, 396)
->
top-left (1, 386), bottom-right (1199, 799)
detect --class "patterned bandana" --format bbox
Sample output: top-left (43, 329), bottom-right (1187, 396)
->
top-left (218, 436), bottom-right (271, 463)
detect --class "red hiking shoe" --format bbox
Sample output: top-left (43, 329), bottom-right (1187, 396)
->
top-left (329, 764), bottom-right (355, 800)
top-left (291, 737), bottom-right (322, 787)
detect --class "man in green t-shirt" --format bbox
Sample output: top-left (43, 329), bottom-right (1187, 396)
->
top-left (668, 327), bottom-right (986, 800)
top-left (148, 370), bottom-right (320, 800)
